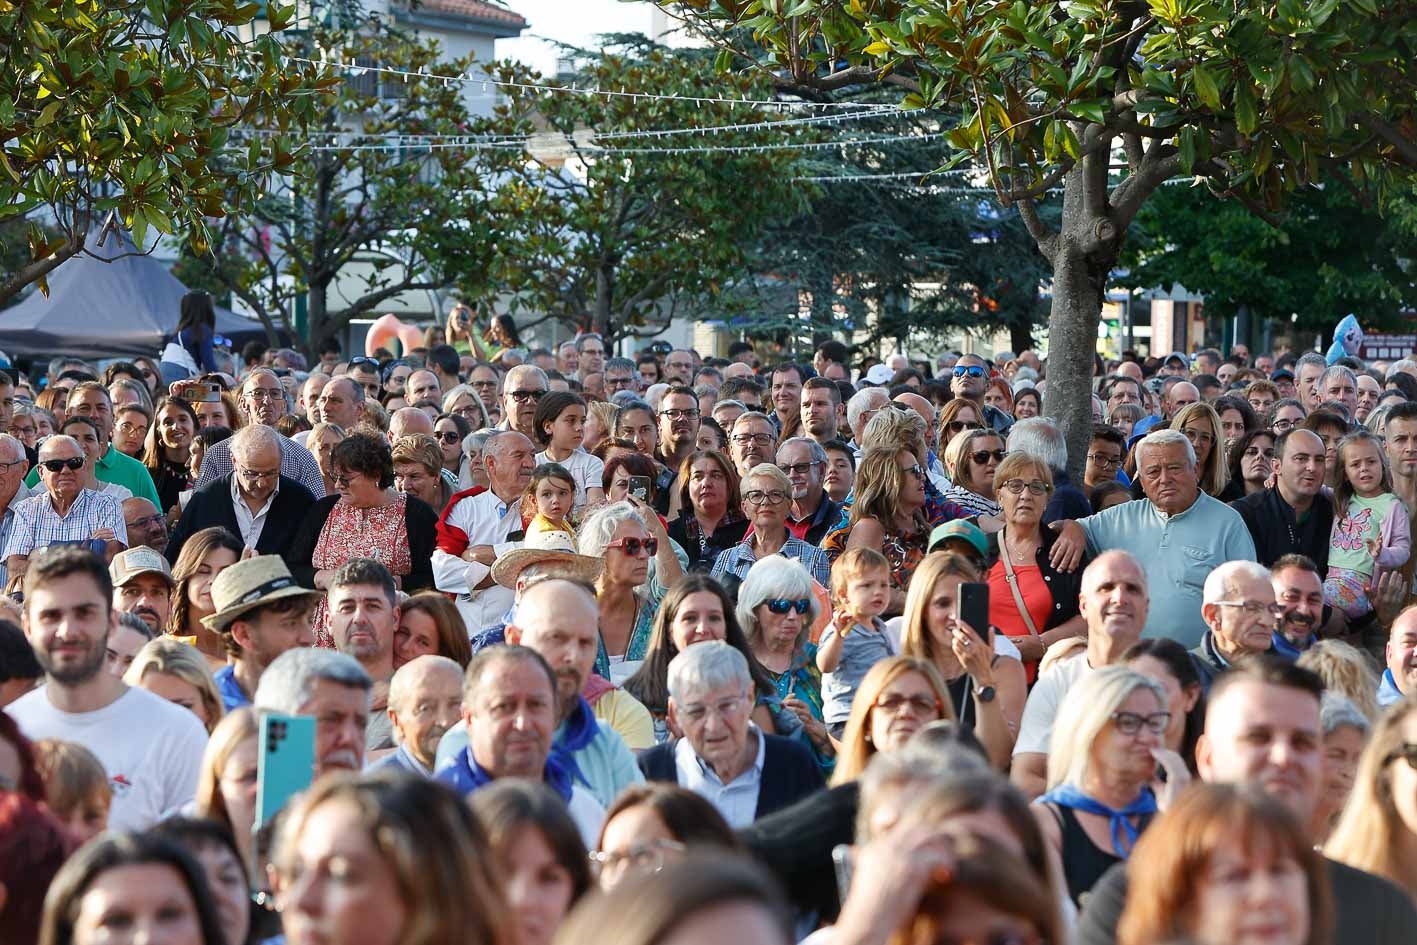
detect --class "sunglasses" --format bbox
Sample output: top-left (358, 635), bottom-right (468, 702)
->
top-left (39, 457), bottom-right (84, 472)
top-left (952, 365), bottom-right (986, 378)
top-left (1387, 743), bottom-right (1417, 770)
top-left (606, 537), bottom-right (658, 556)
top-left (971, 449), bottom-right (1007, 464)
top-left (948, 421), bottom-right (984, 433)
top-left (435, 431), bottom-right (462, 444)
top-left (509, 389), bottom-right (546, 403)
top-left (765, 598), bottom-right (811, 615)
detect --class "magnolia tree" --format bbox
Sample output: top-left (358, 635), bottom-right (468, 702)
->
top-left (0, 0), bottom-right (330, 305)
top-left (662, 0), bottom-right (1417, 476)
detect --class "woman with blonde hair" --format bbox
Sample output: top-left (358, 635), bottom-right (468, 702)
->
top-left (940, 427), bottom-right (1006, 516)
top-left (1325, 694), bottom-right (1417, 904)
top-left (935, 398), bottom-right (988, 456)
top-left (1297, 639), bottom-right (1381, 720)
top-left (1170, 400), bottom-right (1230, 497)
top-left (832, 656), bottom-right (955, 786)
top-left (1120, 782), bottom-right (1331, 945)
top-left (307, 420), bottom-right (346, 496)
top-left (1036, 665), bottom-right (1174, 907)
top-left (274, 774), bottom-right (516, 945)
top-left (195, 707), bottom-right (259, 869)
top-left (899, 551), bottom-right (1026, 769)
top-left (123, 636), bottom-right (225, 733)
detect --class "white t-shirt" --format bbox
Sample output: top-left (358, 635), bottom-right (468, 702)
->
top-left (568, 783), bottom-right (606, 848)
top-left (1012, 653), bottom-right (1095, 757)
top-left (535, 448), bottom-right (604, 512)
top-left (8, 685), bottom-right (209, 831)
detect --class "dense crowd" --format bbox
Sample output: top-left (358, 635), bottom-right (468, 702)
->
top-left (2, 293), bottom-right (1417, 945)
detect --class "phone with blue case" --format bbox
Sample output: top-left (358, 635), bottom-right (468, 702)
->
top-left (256, 713), bottom-right (316, 831)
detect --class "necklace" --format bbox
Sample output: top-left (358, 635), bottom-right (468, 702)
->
top-left (1003, 525), bottom-right (1036, 562)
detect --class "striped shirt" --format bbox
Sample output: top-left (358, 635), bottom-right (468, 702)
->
top-left (1, 488), bottom-right (127, 560)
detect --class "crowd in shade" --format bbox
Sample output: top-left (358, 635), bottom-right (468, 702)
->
top-left (3, 294), bottom-right (1417, 945)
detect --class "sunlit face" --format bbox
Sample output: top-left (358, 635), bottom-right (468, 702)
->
top-left (596, 804), bottom-right (683, 891)
top-left (896, 449), bottom-right (926, 508)
top-left (1219, 409), bottom-right (1247, 448)
top-left (393, 609), bottom-right (441, 669)
top-left (671, 590), bottom-right (727, 650)
top-left (741, 474), bottom-right (790, 532)
top-left (186, 546), bottom-right (239, 616)
top-left (1181, 417), bottom-right (1216, 468)
top-left (1342, 439), bottom-right (1384, 497)
top-left (113, 409), bottom-right (149, 457)
top-left (1188, 836), bottom-right (1310, 945)
top-left (194, 399), bottom-right (228, 430)
top-left (1241, 435), bottom-right (1276, 485)
top-left (70, 863), bottom-right (205, 945)
top-left (532, 476), bottom-right (574, 523)
top-left (393, 461), bottom-right (439, 509)
top-left (842, 566), bottom-right (890, 621)
top-left (822, 449), bottom-right (854, 503)
top-left (1248, 390), bottom-right (1276, 417)
top-left (1090, 686), bottom-right (1165, 784)
top-left (1013, 393), bottom-right (1040, 419)
top-left (867, 670), bottom-right (942, 753)
top-left (502, 825), bottom-right (576, 945)
top-left (603, 519), bottom-right (652, 588)
top-left (547, 405), bottom-right (586, 451)
top-left (157, 404), bottom-right (195, 450)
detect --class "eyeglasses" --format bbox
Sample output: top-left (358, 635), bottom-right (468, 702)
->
top-left (1086, 453), bottom-right (1122, 469)
top-left (952, 365), bottom-right (986, 378)
top-left (1001, 479), bottom-right (1050, 495)
top-left (1111, 710), bottom-right (1171, 736)
top-left (1213, 600), bottom-right (1286, 619)
top-left (874, 693), bottom-right (942, 716)
top-left (765, 598), bottom-right (811, 615)
top-left (588, 840), bottom-right (685, 877)
top-left (660, 408), bottom-right (700, 421)
top-left (435, 431), bottom-right (462, 444)
top-left (127, 513), bottom-right (165, 531)
top-left (779, 461), bottom-right (822, 476)
top-left (731, 433), bottom-right (775, 446)
top-left (743, 489), bottom-right (789, 506)
top-left (1272, 419), bottom-right (1299, 432)
top-left (0, 459), bottom-right (26, 471)
top-left (508, 389), bottom-right (546, 403)
top-left (469, 379), bottom-right (498, 390)
top-left (39, 457), bottom-right (84, 472)
top-left (246, 388), bottom-right (284, 401)
top-left (605, 537), bottom-right (658, 556)
top-left (332, 473), bottom-right (358, 488)
top-left (947, 421), bottom-right (984, 433)
top-left (237, 467), bottom-right (280, 482)
top-left (1385, 742), bottom-right (1417, 771)
top-left (971, 449), bottom-right (1007, 465)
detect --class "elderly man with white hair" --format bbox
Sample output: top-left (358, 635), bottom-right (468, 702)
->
top-left (367, 654), bottom-right (463, 777)
top-left (845, 387), bottom-right (889, 454)
top-left (1051, 429), bottom-right (1256, 648)
top-left (166, 423), bottom-right (316, 561)
top-left (498, 364), bottom-right (549, 438)
top-left (636, 640), bottom-right (822, 828)
top-left (1189, 561), bottom-right (1281, 692)
top-left (254, 646), bottom-right (372, 776)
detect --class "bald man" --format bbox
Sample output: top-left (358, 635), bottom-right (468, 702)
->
top-left (368, 655), bottom-right (463, 777)
top-left (388, 406), bottom-right (435, 442)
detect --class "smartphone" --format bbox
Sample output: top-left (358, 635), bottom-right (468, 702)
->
top-left (256, 713), bottom-right (316, 832)
top-left (955, 582), bottom-right (990, 634)
top-left (628, 475), bottom-right (652, 502)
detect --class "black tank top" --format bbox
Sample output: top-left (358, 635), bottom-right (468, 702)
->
top-left (1052, 804), bottom-right (1154, 907)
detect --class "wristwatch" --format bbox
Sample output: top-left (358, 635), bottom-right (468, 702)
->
top-left (974, 684), bottom-right (997, 703)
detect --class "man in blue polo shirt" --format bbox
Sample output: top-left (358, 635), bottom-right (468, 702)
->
top-left (1051, 429), bottom-right (1256, 648)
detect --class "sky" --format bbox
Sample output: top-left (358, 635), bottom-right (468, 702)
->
top-left (497, 1), bottom-right (692, 75)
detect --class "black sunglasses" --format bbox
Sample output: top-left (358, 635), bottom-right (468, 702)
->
top-left (971, 449), bottom-right (1007, 464)
top-left (40, 457), bottom-right (84, 472)
top-left (765, 598), bottom-right (811, 615)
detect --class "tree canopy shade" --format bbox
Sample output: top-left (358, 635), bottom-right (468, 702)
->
top-left (0, 0), bottom-right (332, 307)
top-left (659, 0), bottom-right (1417, 477)
top-left (428, 38), bottom-right (812, 345)
top-left (1120, 178), bottom-right (1417, 337)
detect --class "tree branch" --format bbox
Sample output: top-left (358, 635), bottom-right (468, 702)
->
top-left (1016, 196), bottom-right (1059, 263)
top-left (0, 235), bottom-right (84, 308)
top-left (1355, 112), bottom-right (1417, 166)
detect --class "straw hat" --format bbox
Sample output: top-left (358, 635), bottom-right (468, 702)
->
top-left (490, 526), bottom-right (602, 590)
top-left (201, 556), bottom-right (322, 632)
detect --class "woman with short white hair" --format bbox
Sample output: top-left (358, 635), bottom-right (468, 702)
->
top-left (1035, 665), bottom-right (1178, 908)
top-left (710, 463), bottom-right (831, 589)
top-left (579, 499), bottom-right (682, 685)
top-left (737, 556), bottom-right (833, 771)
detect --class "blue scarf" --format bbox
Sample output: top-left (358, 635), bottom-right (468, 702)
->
top-left (1036, 784), bottom-right (1157, 859)
top-left (1379, 669), bottom-right (1405, 709)
top-left (435, 746), bottom-right (573, 803)
top-left (552, 697), bottom-right (598, 790)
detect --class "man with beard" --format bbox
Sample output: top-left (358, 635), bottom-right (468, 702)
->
top-left (1270, 555), bottom-right (1326, 658)
top-left (109, 547), bottom-right (173, 634)
top-left (1231, 429), bottom-right (1334, 572)
top-left (7, 546), bottom-right (208, 829)
top-left (205, 556), bottom-right (319, 710)
top-left (1079, 659), bottom-right (1417, 945)
top-left (778, 437), bottom-right (842, 545)
top-left (122, 497), bottom-right (168, 556)
top-left (1379, 605), bottom-right (1417, 708)
top-left (506, 579), bottom-right (643, 806)
top-left (327, 558), bottom-right (400, 752)
top-left (368, 654), bottom-right (463, 777)
top-left (437, 644), bottom-right (606, 846)
top-left (255, 646), bottom-right (371, 777)
top-left (653, 386), bottom-right (701, 517)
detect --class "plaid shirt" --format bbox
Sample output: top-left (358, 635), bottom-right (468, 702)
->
top-left (1, 488), bottom-right (127, 560)
top-left (710, 536), bottom-right (831, 587)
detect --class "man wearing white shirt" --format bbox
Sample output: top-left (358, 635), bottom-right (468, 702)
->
top-left (7, 546), bottom-right (208, 830)
top-left (433, 431), bottom-right (536, 631)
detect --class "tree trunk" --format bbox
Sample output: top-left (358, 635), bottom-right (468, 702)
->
top-left (1009, 321), bottom-right (1034, 357)
top-left (1044, 242), bottom-right (1111, 484)
top-left (593, 265), bottom-right (613, 340)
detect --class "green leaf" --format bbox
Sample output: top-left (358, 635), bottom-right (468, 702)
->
top-left (1177, 126), bottom-right (1197, 173)
top-left (1234, 81), bottom-right (1259, 135)
top-left (1192, 65), bottom-right (1221, 111)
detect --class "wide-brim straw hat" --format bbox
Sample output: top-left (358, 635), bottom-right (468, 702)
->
top-left (491, 528), bottom-right (603, 590)
top-left (202, 555), bottom-right (322, 632)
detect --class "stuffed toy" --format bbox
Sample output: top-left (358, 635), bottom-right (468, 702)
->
top-left (1326, 314), bottom-right (1363, 364)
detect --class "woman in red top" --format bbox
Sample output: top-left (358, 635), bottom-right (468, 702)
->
top-left (985, 452), bottom-right (1087, 683)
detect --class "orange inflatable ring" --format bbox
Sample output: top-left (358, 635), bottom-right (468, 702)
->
top-left (365, 313), bottom-right (424, 357)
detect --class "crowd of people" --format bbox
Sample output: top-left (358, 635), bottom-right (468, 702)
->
top-left (2, 295), bottom-right (1417, 945)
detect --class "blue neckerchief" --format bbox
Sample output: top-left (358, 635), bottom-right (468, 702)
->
top-left (1270, 630), bottom-right (1314, 661)
top-left (1036, 784), bottom-right (1157, 858)
top-left (552, 697), bottom-right (598, 789)
top-left (1378, 669), bottom-right (1405, 708)
top-left (436, 746), bottom-right (573, 803)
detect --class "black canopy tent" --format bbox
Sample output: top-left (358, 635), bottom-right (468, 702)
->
top-left (0, 229), bottom-right (279, 362)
